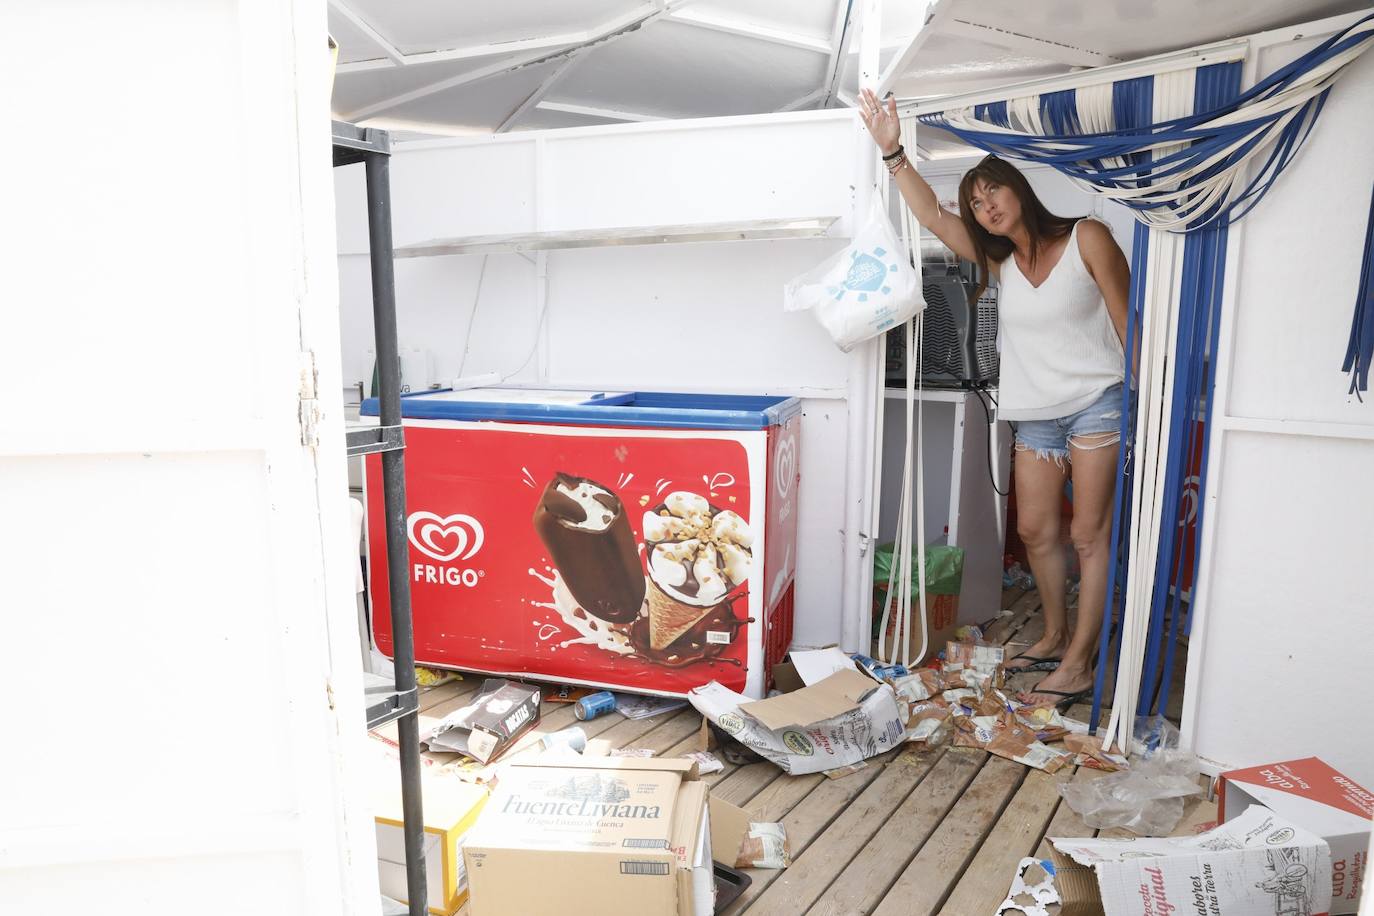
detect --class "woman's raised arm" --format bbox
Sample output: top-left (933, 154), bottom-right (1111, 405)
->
top-left (859, 89), bottom-right (980, 266)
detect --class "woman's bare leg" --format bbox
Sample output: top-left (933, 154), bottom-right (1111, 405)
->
top-left (1011, 447), bottom-right (1070, 664)
top-left (1029, 434), bottom-right (1119, 701)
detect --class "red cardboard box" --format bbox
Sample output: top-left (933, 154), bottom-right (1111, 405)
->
top-left (1220, 757), bottom-right (1373, 914)
top-left (365, 390), bottom-right (800, 699)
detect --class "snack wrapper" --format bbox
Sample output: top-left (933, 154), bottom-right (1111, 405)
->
top-left (736, 822), bottom-right (791, 869)
top-left (1063, 733), bottom-right (1129, 771)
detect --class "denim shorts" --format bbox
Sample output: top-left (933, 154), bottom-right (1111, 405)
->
top-left (1012, 383), bottom-right (1124, 464)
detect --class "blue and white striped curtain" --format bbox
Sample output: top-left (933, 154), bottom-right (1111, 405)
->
top-left (911, 13), bottom-right (1374, 751)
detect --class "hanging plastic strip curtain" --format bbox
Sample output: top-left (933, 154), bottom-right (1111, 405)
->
top-left (1136, 64), bottom-right (1241, 733)
top-left (1343, 184), bottom-right (1374, 394)
top-left (917, 13), bottom-right (1374, 232)
top-left (1090, 76), bottom-right (1153, 733)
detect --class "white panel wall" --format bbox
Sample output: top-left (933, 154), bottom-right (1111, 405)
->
top-left (336, 111), bottom-right (879, 649)
top-left (1184, 31), bottom-right (1374, 785)
top-left (4, 0), bottom-right (376, 911)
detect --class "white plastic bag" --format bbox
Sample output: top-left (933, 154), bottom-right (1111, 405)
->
top-left (784, 197), bottom-right (924, 351)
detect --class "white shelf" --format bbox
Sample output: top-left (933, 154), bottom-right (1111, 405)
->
top-left (394, 215), bottom-right (840, 258)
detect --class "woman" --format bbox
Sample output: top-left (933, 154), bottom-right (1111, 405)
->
top-left (860, 89), bottom-right (1131, 708)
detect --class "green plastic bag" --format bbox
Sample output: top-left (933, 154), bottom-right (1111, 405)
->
top-left (872, 542), bottom-right (964, 598)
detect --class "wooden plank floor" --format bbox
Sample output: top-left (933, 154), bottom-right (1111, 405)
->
top-left (401, 584), bottom-right (1209, 916)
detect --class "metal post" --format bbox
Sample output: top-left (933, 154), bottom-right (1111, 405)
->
top-left (364, 150), bottom-right (427, 916)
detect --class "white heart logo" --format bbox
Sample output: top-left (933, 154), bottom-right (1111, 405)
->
top-left (775, 438), bottom-right (797, 499)
top-left (407, 511), bottom-right (485, 562)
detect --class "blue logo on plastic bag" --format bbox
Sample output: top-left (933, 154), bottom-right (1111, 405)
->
top-left (826, 247), bottom-right (898, 302)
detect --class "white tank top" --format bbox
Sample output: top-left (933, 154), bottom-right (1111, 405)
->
top-left (995, 218), bottom-right (1125, 421)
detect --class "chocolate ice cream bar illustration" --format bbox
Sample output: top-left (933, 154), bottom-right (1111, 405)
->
top-left (533, 472), bottom-right (646, 624)
top-left (642, 491), bottom-right (754, 650)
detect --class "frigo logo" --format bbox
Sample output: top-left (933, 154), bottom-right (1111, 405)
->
top-left (408, 511), bottom-right (486, 588)
top-left (774, 437), bottom-right (796, 500)
top-left (407, 511), bottom-right (485, 561)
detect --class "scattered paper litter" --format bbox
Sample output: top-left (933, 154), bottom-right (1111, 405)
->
top-left (994, 858), bottom-right (1060, 916)
top-left (683, 751), bottom-right (724, 774)
top-left (736, 822), bottom-right (791, 869)
top-left (823, 761), bottom-right (869, 779)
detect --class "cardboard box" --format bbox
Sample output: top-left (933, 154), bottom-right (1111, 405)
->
top-left (463, 758), bottom-right (712, 916)
top-left (708, 795), bottom-right (753, 868)
top-left (1050, 805), bottom-right (1332, 916)
top-left (420, 679), bottom-right (541, 763)
top-left (1220, 757), bottom-right (1373, 914)
top-left (373, 773), bottom-right (490, 915)
top-left (770, 646), bottom-right (859, 694)
top-left (689, 669), bottom-right (905, 776)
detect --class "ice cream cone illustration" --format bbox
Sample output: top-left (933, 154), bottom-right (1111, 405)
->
top-left (643, 491), bottom-right (753, 651)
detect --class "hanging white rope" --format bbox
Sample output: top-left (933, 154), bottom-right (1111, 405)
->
top-left (877, 115), bottom-right (930, 667)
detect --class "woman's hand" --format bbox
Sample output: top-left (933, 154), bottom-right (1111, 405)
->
top-left (859, 88), bottom-right (901, 156)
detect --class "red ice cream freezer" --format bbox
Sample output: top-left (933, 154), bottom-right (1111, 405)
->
top-left (362, 388), bottom-right (801, 699)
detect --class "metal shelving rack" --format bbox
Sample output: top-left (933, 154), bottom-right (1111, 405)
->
top-left (331, 119), bottom-right (427, 916)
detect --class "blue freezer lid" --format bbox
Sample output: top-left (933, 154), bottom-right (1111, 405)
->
top-left (361, 388), bottom-right (802, 430)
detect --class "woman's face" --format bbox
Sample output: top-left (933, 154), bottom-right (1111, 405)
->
top-left (968, 178), bottom-right (1021, 236)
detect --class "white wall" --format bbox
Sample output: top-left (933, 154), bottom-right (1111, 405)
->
top-left (1184, 29), bottom-right (1374, 785)
top-left (336, 111), bottom-right (882, 649)
top-left (4, 1), bottom-right (377, 913)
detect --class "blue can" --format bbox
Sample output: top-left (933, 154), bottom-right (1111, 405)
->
top-left (874, 664), bottom-right (910, 680)
top-left (574, 691), bottom-right (618, 721)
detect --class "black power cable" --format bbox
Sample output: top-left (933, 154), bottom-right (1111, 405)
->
top-left (972, 387), bottom-right (1009, 497)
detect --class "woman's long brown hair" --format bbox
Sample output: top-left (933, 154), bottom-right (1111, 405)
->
top-left (956, 155), bottom-right (1079, 304)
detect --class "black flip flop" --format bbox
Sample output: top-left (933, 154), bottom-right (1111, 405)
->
top-left (1005, 653), bottom-right (1062, 674)
top-left (1025, 687), bottom-right (1092, 713)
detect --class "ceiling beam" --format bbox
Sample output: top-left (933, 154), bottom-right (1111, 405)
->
top-left (343, 47), bottom-right (569, 121)
top-left (820, 0), bottom-right (857, 106)
top-left (666, 8), bottom-right (831, 54)
top-left (335, 30), bottom-right (597, 74)
top-left (941, 19), bottom-right (1119, 68)
top-left (875, 0), bottom-right (957, 98)
top-left (893, 69), bottom-right (1074, 101)
top-left (342, 0), bottom-right (702, 123)
top-left (496, 58), bottom-right (581, 133)
top-left (535, 100), bottom-right (665, 122)
top-left (778, 86), bottom-right (827, 112)
top-left (858, 0), bottom-right (881, 88)
top-left (328, 0), bottom-right (405, 66)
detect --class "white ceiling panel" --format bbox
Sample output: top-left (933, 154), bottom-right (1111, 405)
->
top-left (374, 58), bottom-right (570, 131)
top-left (331, 51), bottom-right (531, 119)
top-left (956, 0), bottom-right (1369, 59)
top-left (326, 0), bottom-right (1369, 136)
top-left (327, 8), bottom-right (389, 64)
top-left (339, 0), bottom-right (637, 55)
top-left (890, 31), bottom-right (1070, 99)
top-left (686, 0), bottom-right (839, 42)
top-left (516, 107), bottom-right (625, 132)
top-left (552, 19), bottom-right (829, 118)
